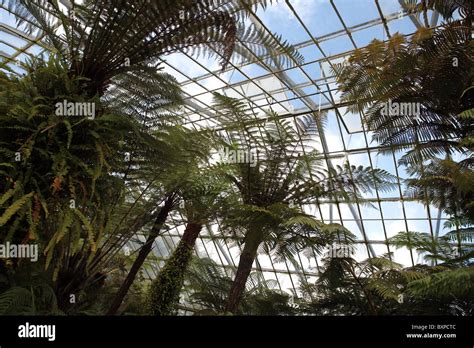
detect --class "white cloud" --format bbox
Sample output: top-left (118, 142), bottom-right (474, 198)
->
top-left (258, 0), bottom-right (323, 24)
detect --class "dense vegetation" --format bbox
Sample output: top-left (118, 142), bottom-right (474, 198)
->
top-left (0, 0), bottom-right (472, 316)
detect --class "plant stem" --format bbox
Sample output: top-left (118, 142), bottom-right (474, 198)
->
top-left (225, 230), bottom-right (262, 313)
top-left (107, 195), bottom-right (175, 315)
top-left (147, 222), bottom-right (203, 316)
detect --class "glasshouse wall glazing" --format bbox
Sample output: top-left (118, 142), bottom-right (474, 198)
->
top-left (0, 0), bottom-right (472, 316)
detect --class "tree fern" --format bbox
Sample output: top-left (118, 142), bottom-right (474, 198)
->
top-left (407, 267), bottom-right (474, 300)
top-left (3, 0), bottom-right (303, 97)
top-left (207, 93), bottom-right (397, 312)
top-left (333, 14), bottom-right (472, 165)
top-left (0, 287), bottom-right (33, 315)
top-left (0, 190), bottom-right (33, 226)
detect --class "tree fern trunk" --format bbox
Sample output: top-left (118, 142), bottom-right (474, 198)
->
top-left (107, 195), bottom-right (174, 315)
top-left (225, 230), bottom-right (262, 313)
top-left (147, 222), bottom-right (202, 316)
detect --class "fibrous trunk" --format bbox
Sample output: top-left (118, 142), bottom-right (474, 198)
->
top-left (225, 230), bottom-right (262, 313)
top-left (147, 222), bottom-right (202, 316)
top-left (107, 195), bottom-right (175, 315)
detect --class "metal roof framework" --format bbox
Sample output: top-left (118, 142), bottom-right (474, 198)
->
top-left (0, 0), bottom-right (449, 312)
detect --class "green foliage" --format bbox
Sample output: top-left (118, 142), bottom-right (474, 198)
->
top-left (198, 92), bottom-right (399, 311)
top-left (185, 257), bottom-right (233, 313)
top-left (389, 230), bottom-right (474, 265)
top-left (0, 287), bottom-right (34, 315)
top-left (0, 191), bottom-right (33, 227)
top-left (3, 0), bottom-right (302, 96)
top-left (0, 0), bottom-right (470, 318)
top-left (324, 3), bottom-right (474, 315)
top-left (405, 159), bottom-right (474, 222)
top-left (0, 55), bottom-right (141, 287)
top-left (184, 257), bottom-right (295, 315)
top-left (299, 250), bottom-right (473, 315)
top-left (146, 242), bottom-right (193, 316)
top-left (0, 264), bottom-right (63, 315)
top-left (407, 267), bottom-right (474, 300)
top-left (0, 0), bottom-right (309, 317)
top-left (208, 93), bottom-right (396, 311)
top-left (0, 53), bottom-right (187, 313)
top-left (402, 0), bottom-right (471, 21)
top-left (333, 13), bottom-right (473, 165)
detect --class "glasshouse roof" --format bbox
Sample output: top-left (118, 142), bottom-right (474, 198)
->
top-left (0, 0), bottom-right (471, 316)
